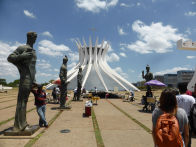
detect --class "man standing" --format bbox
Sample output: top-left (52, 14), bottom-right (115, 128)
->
top-left (7, 32), bottom-right (37, 132)
top-left (176, 82), bottom-right (196, 147)
top-left (31, 85), bottom-right (48, 128)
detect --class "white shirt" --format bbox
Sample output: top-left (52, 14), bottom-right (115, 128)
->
top-left (176, 94), bottom-right (195, 116)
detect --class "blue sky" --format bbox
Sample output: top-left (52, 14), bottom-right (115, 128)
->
top-left (0, 0), bottom-right (196, 84)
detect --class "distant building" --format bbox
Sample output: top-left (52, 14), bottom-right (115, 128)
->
top-left (154, 75), bottom-right (164, 83)
top-left (164, 74), bottom-right (177, 87)
top-left (177, 70), bottom-right (194, 83)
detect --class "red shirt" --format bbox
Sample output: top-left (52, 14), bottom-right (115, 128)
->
top-left (31, 90), bottom-right (46, 106)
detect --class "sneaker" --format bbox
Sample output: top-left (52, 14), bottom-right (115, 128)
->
top-left (44, 125), bottom-right (49, 128)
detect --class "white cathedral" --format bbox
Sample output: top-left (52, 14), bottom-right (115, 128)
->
top-left (47, 38), bottom-right (139, 92)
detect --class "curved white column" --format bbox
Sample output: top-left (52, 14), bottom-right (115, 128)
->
top-left (82, 37), bottom-right (93, 89)
top-left (102, 44), bottom-right (140, 91)
top-left (98, 44), bottom-right (130, 91)
top-left (93, 38), bottom-right (108, 91)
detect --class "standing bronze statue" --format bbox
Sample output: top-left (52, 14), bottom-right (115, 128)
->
top-left (59, 55), bottom-right (68, 108)
top-left (77, 66), bottom-right (83, 101)
top-left (7, 32), bottom-right (37, 133)
top-left (142, 65), bottom-right (153, 82)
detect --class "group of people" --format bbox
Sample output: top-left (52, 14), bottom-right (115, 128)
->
top-left (152, 82), bottom-right (196, 147)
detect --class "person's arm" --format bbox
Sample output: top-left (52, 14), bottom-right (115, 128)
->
top-left (184, 124), bottom-right (189, 147)
top-left (36, 92), bottom-right (46, 101)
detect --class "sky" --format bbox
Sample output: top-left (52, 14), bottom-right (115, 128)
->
top-left (0, 0), bottom-right (196, 84)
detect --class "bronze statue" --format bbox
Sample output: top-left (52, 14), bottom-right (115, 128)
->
top-left (7, 32), bottom-right (37, 132)
top-left (142, 65), bottom-right (153, 82)
top-left (59, 55), bottom-right (68, 108)
top-left (77, 66), bottom-right (83, 101)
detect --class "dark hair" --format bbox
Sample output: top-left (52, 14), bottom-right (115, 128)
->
top-left (172, 88), bottom-right (179, 95)
top-left (37, 84), bottom-right (43, 89)
top-left (178, 82), bottom-right (188, 94)
top-left (159, 88), bottom-right (177, 113)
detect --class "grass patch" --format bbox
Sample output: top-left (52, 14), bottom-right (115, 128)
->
top-left (0, 107), bottom-right (36, 126)
top-left (0, 99), bottom-right (34, 110)
top-left (24, 109), bottom-right (63, 147)
top-left (0, 99), bottom-right (17, 103)
top-left (91, 107), bottom-right (105, 147)
top-left (107, 100), bottom-right (152, 134)
top-left (0, 117), bottom-right (15, 126)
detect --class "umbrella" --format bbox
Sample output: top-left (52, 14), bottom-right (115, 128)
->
top-left (145, 80), bottom-right (166, 87)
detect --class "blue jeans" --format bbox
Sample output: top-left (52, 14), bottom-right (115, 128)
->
top-left (36, 105), bottom-right (48, 126)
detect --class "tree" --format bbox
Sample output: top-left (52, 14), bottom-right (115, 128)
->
top-left (49, 79), bottom-right (54, 83)
top-left (0, 79), bottom-right (7, 85)
top-left (7, 79), bottom-right (20, 87)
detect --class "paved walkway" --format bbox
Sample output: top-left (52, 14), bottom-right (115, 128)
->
top-left (94, 99), bottom-right (153, 147)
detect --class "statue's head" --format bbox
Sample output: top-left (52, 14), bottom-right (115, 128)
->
top-left (27, 32), bottom-right (37, 43)
top-left (63, 55), bottom-right (68, 63)
top-left (146, 64), bottom-right (150, 72)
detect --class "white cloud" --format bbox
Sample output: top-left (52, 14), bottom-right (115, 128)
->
top-left (120, 52), bottom-right (126, 57)
top-left (185, 28), bottom-right (191, 35)
top-left (54, 68), bottom-right (59, 72)
top-left (68, 52), bottom-right (79, 62)
top-left (38, 40), bottom-right (70, 56)
top-left (120, 3), bottom-right (131, 7)
top-left (185, 11), bottom-right (196, 16)
top-left (187, 56), bottom-right (196, 59)
top-left (113, 67), bottom-right (128, 79)
top-left (121, 20), bottom-right (185, 54)
top-left (75, 0), bottom-right (118, 13)
top-left (118, 26), bottom-right (127, 35)
top-left (192, 2), bottom-right (196, 4)
top-left (0, 41), bottom-right (24, 78)
top-left (136, 2), bottom-right (141, 6)
top-left (152, 0), bottom-right (156, 2)
top-left (68, 62), bottom-right (77, 69)
top-left (24, 10), bottom-right (36, 19)
top-left (154, 67), bottom-right (190, 75)
top-left (37, 60), bottom-right (51, 69)
top-left (36, 72), bottom-right (52, 77)
top-left (106, 52), bottom-right (120, 62)
top-left (42, 31), bottom-right (53, 38)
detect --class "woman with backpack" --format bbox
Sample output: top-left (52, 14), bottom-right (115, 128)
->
top-left (152, 88), bottom-right (189, 147)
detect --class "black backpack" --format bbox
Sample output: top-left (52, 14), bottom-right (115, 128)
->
top-left (190, 103), bottom-right (196, 134)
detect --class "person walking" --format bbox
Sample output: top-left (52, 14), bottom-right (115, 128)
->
top-left (32, 84), bottom-right (48, 128)
top-left (176, 83), bottom-right (196, 147)
top-left (152, 88), bottom-right (189, 147)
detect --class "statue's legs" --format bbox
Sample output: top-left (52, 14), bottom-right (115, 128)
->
top-left (14, 85), bottom-right (30, 131)
top-left (60, 85), bottom-right (67, 107)
top-left (77, 86), bottom-right (81, 101)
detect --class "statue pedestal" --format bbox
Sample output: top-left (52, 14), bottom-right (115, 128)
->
top-left (4, 125), bottom-right (40, 136)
